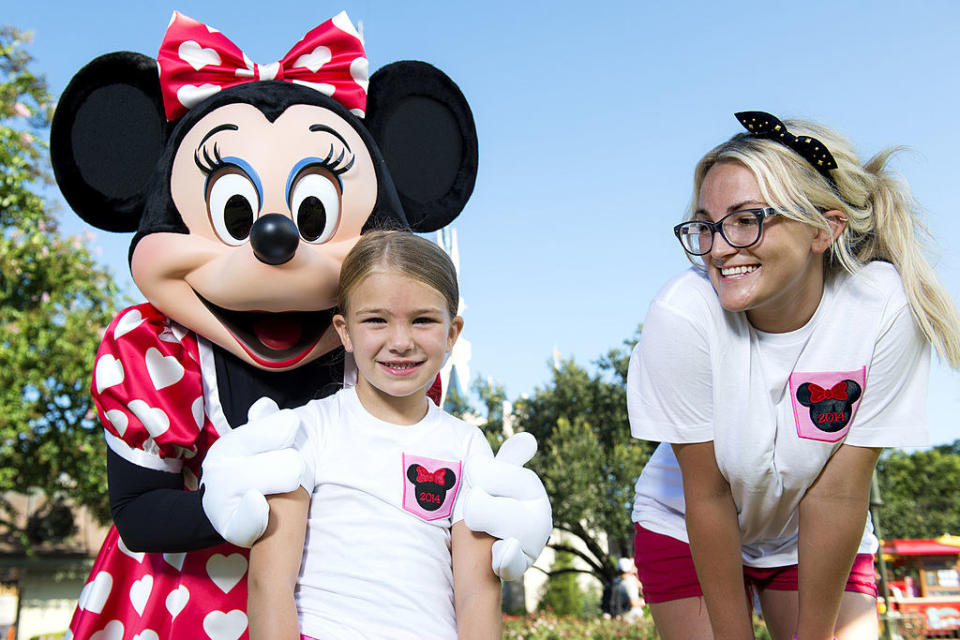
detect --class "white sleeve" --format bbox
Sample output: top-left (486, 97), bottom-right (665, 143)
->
top-left (292, 403), bottom-right (324, 493)
top-left (452, 427), bottom-right (494, 524)
top-left (845, 303), bottom-right (931, 448)
top-left (627, 299), bottom-right (713, 443)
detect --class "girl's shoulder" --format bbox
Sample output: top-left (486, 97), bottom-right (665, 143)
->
top-left (291, 386), bottom-right (349, 431)
top-left (433, 408), bottom-right (493, 457)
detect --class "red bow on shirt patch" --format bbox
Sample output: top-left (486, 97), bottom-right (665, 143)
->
top-left (807, 382), bottom-right (849, 403)
top-left (415, 466), bottom-right (448, 485)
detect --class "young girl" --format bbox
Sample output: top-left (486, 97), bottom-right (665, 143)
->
top-left (248, 231), bottom-right (502, 639)
top-left (628, 112), bottom-right (960, 640)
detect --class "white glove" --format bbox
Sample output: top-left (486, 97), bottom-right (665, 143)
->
top-left (200, 397), bottom-right (305, 548)
top-left (462, 432), bottom-right (552, 581)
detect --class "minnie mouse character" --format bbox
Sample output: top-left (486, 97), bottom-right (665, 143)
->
top-left (51, 12), bottom-right (550, 639)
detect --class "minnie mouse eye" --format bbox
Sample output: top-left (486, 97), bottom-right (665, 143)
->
top-left (290, 172), bottom-right (340, 244)
top-left (208, 171), bottom-right (259, 245)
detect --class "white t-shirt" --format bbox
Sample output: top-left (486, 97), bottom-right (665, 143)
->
top-left (629, 261), bottom-right (930, 568)
top-left (290, 387), bottom-right (493, 639)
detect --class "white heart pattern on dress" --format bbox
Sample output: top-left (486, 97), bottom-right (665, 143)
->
top-left (133, 630), bottom-right (160, 640)
top-left (163, 552), bottom-right (186, 571)
top-left (178, 40), bottom-right (222, 71)
top-left (165, 585), bottom-right (189, 620)
top-left (105, 409), bottom-right (128, 437)
top-left (192, 397), bottom-right (205, 430)
top-left (130, 574), bottom-right (154, 616)
top-left (127, 400), bottom-right (171, 439)
top-left (145, 347), bottom-right (185, 390)
top-left (114, 309), bottom-right (144, 339)
top-left (177, 84), bottom-right (221, 109)
top-left (117, 535), bottom-right (145, 563)
top-left (205, 553), bottom-right (248, 594)
top-left (203, 609), bottom-right (247, 640)
top-left (90, 620), bottom-right (124, 640)
top-left (95, 355), bottom-right (125, 393)
top-left (78, 571), bottom-right (113, 614)
top-left (293, 46), bottom-right (331, 72)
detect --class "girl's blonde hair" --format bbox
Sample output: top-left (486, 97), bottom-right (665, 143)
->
top-left (689, 119), bottom-right (960, 368)
top-left (338, 230), bottom-right (460, 319)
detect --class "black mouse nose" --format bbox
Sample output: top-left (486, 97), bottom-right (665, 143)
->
top-left (250, 214), bottom-right (299, 265)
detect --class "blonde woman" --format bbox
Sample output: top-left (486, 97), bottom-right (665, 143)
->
top-left (628, 112), bottom-right (960, 640)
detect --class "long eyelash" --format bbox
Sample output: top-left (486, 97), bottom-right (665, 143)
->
top-left (320, 144), bottom-right (355, 175)
top-left (194, 142), bottom-right (225, 175)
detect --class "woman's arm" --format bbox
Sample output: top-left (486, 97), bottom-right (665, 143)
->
top-left (452, 521), bottom-right (502, 640)
top-left (248, 488), bottom-right (310, 640)
top-left (673, 441), bottom-right (753, 640)
top-left (797, 444), bottom-right (881, 640)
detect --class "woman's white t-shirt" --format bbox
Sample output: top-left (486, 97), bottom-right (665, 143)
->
top-left (629, 261), bottom-right (930, 568)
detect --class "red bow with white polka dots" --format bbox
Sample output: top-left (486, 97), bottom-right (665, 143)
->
top-left (157, 11), bottom-right (369, 121)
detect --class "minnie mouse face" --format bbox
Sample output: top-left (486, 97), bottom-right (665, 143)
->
top-left (132, 101), bottom-right (378, 369)
top-left (51, 19), bottom-right (477, 375)
top-left (406, 464), bottom-right (456, 511)
top-left (795, 380), bottom-right (862, 433)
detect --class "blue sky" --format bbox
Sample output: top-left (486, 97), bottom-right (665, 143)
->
top-left (9, 0), bottom-right (960, 444)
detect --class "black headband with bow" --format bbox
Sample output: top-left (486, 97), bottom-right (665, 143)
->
top-left (735, 111), bottom-right (838, 187)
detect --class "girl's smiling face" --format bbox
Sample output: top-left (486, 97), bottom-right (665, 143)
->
top-left (698, 161), bottom-right (836, 333)
top-left (333, 270), bottom-right (463, 424)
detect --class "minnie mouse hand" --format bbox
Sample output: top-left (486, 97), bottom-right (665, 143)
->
top-left (463, 432), bottom-right (552, 580)
top-left (200, 397), bottom-right (305, 547)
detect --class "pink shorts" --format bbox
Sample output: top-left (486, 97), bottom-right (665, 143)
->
top-left (634, 524), bottom-right (878, 604)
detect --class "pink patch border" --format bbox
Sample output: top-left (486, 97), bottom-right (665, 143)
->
top-left (789, 366), bottom-right (866, 443)
top-left (401, 453), bottom-right (462, 522)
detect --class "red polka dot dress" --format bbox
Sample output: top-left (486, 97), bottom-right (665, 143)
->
top-left (69, 303), bottom-right (252, 640)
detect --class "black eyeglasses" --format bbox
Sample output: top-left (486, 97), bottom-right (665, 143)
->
top-left (674, 208), bottom-right (781, 256)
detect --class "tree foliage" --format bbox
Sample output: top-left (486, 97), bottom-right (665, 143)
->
top-left (876, 442), bottom-right (960, 540)
top-left (537, 550), bottom-right (584, 617)
top-left (476, 330), bottom-right (655, 586)
top-left (0, 26), bottom-right (122, 543)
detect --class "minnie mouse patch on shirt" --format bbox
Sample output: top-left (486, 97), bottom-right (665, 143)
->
top-left (401, 453), bottom-right (462, 521)
top-left (789, 367), bottom-right (865, 443)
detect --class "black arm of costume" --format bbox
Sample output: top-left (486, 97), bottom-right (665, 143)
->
top-left (107, 448), bottom-right (224, 552)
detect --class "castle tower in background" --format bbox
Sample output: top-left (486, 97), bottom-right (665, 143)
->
top-left (435, 228), bottom-right (471, 410)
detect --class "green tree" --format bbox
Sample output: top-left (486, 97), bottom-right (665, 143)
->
top-left (876, 443), bottom-right (960, 539)
top-left (0, 26), bottom-right (122, 545)
top-left (513, 330), bottom-right (655, 587)
top-left (538, 550), bottom-right (585, 617)
top-left (473, 377), bottom-right (509, 452)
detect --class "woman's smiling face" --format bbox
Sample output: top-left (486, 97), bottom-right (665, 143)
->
top-left (697, 161), bottom-right (834, 333)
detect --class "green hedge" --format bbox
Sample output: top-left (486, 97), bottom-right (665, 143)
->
top-left (503, 611), bottom-right (773, 639)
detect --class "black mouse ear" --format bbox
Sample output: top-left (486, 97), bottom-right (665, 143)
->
top-left (845, 380), bottom-right (862, 404)
top-left (51, 52), bottom-right (168, 232)
top-left (407, 465), bottom-right (421, 484)
top-left (365, 61), bottom-right (478, 233)
top-left (440, 468), bottom-right (456, 490)
top-left (795, 383), bottom-right (814, 407)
